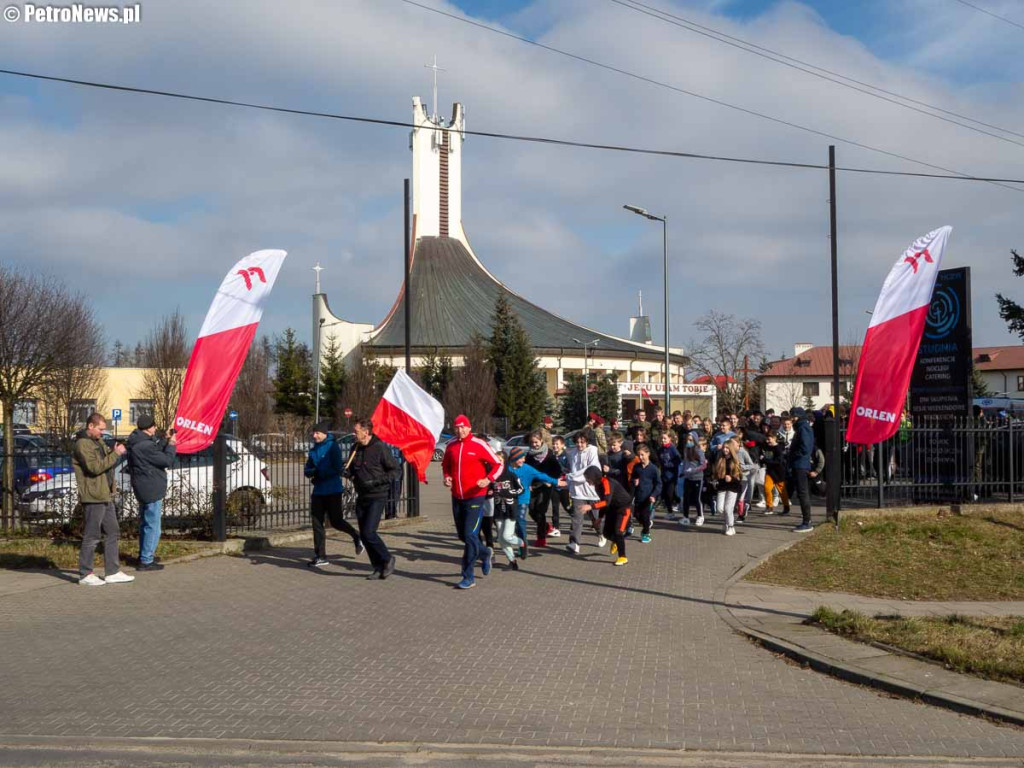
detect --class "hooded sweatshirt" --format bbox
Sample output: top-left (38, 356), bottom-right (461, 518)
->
top-left (126, 428), bottom-right (177, 504)
top-left (566, 444), bottom-right (601, 501)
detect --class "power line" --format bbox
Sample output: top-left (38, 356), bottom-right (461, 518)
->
top-left (396, 0), bottom-right (1021, 192)
top-left (1, 67), bottom-right (1023, 187)
top-left (611, 0), bottom-right (1024, 146)
top-left (952, 0), bottom-right (1024, 31)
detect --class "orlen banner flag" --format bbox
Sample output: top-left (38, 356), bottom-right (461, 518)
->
top-left (847, 226), bottom-right (952, 445)
top-left (371, 368), bottom-right (445, 482)
top-left (174, 250), bottom-right (287, 453)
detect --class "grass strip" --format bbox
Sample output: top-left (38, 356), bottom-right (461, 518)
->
top-left (0, 538), bottom-right (217, 570)
top-left (746, 508), bottom-right (1024, 601)
top-left (812, 607), bottom-right (1024, 687)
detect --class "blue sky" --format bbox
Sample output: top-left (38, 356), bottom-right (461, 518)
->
top-left (1, 0), bottom-right (1022, 360)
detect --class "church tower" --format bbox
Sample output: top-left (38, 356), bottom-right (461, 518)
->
top-left (410, 96), bottom-right (466, 245)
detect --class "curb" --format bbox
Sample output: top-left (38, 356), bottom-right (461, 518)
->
top-left (713, 529), bottom-right (1024, 728)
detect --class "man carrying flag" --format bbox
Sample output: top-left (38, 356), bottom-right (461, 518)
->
top-left (346, 416), bottom-right (400, 580)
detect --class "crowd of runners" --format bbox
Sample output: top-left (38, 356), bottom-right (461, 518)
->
top-left (437, 405), bottom-right (826, 590)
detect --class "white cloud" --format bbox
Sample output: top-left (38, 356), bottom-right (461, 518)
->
top-left (0, 0), bottom-right (1021, 357)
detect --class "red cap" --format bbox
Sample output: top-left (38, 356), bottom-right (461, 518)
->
top-left (454, 414), bottom-right (471, 429)
top-left (543, 416), bottom-right (553, 425)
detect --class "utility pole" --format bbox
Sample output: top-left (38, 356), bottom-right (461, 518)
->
top-left (828, 145), bottom-right (842, 527)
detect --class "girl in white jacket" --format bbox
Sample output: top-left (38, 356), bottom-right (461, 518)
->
top-left (565, 429), bottom-right (603, 554)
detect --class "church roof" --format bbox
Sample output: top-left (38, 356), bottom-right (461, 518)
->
top-left (368, 236), bottom-right (684, 362)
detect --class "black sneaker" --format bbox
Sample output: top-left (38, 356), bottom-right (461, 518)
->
top-left (354, 538), bottom-right (365, 557)
top-left (366, 569), bottom-right (383, 580)
top-left (136, 562), bottom-right (164, 572)
top-left (307, 557), bottom-right (328, 568)
top-left (381, 556), bottom-right (397, 579)
top-left (510, 560), bottom-right (519, 571)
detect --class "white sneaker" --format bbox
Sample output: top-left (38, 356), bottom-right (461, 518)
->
top-left (549, 528), bottom-right (562, 538)
top-left (725, 527), bottom-right (736, 536)
top-left (565, 542), bottom-right (580, 554)
top-left (679, 517), bottom-right (690, 526)
top-left (755, 500), bottom-right (767, 509)
top-left (79, 573), bottom-right (105, 586)
top-left (104, 571), bottom-right (135, 584)
top-left (596, 536), bottom-right (607, 548)
top-left (695, 515), bottom-right (705, 527)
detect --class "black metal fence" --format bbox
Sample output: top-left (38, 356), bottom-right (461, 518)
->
top-left (2, 431), bottom-right (418, 539)
top-left (838, 416), bottom-right (1024, 508)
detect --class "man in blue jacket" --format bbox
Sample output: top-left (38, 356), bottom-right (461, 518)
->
top-left (786, 407), bottom-right (815, 533)
top-left (126, 414), bottom-right (176, 571)
top-left (305, 422), bottom-right (362, 568)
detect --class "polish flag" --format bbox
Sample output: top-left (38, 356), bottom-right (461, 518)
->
top-left (641, 387), bottom-right (655, 405)
top-left (847, 226), bottom-right (952, 445)
top-left (371, 369), bottom-right (445, 483)
top-left (174, 250), bottom-right (287, 453)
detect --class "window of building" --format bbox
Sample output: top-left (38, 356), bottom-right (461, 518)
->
top-left (13, 399), bottom-right (37, 425)
top-left (1017, 375), bottom-right (1024, 392)
top-left (802, 382), bottom-right (820, 397)
top-left (130, 399), bottom-right (155, 424)
top-left (69, 400), bottom-right (97, 426)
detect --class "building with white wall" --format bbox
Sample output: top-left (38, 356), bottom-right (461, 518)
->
top-left (314, 95), bottom-right (711, 418)
top-left (974, 346), bottom-right (1024, 400)
top-left (758, 344), bottom-right (859, 413)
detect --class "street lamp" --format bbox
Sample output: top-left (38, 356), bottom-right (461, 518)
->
top-left (623, 204), bottom-right (671, 413)
top-left (572, 337), bottom-right (600, 422)
top-left (314, 317), bottom-right (325, 425)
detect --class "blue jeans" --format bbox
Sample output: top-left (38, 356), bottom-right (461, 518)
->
top-left (138, 499), bottom-right (163, 565)
top-left (516, 503), bottom-right (529, 544)
top-left (452, 497), bottom-right (486, 583)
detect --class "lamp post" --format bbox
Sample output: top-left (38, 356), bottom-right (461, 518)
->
top-left (572, 337), bottom-right (600, 423)
top-left (314, 317), bottom-right (325, 425)
top-left (624, 204), bottom-right (671, 413)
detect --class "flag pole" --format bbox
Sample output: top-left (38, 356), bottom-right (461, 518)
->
top-left (403, 177), bottom-right (419, 516)
top-left (828, 145), bottom-right (842, 528)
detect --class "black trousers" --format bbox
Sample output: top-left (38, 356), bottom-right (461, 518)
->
top-left (791, 469), bottom-right (812, 525)
top-left (479, 516), bottom-right (495, 549)
top-left (355, 496), bottom-right (390, 569)
top-left (602, 506), bottom-right (630, 558)
top-left (529, 486), bottom-right (551, 538)
top-left (311, 493), bottom-right (359, 558)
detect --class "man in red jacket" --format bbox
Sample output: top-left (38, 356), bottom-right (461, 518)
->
top-left (442, 414), bottom-right (504, 589)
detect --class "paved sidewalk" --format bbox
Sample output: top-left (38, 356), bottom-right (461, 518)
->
top-left (1, 467), bottom-right (1023, 760)
top-left (721, 557), bottom-right (1024, 726)
top-left (729, 581), bottom-right (1024, 619)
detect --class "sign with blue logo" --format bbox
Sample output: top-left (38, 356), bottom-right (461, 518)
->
top-left (111, 409), bottom-right (122, 422)
top-left (229, 410), bottom-right (238, 420)
top-left (910, 267), bottom-right (973, 419)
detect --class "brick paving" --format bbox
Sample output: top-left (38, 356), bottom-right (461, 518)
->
top-left (1, 468), bottom-right (1023, 758)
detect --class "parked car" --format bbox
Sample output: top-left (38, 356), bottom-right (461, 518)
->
top-left (0, 434), bottom-right (75, 495)
top-left (432, 432), bottom-right (505, 461)
top-left (18, 436), bottom-right (271, 526)
top-left (504, 434), bottom-right (528, 450)
top-left (248, 432), bottom-right (306, 458)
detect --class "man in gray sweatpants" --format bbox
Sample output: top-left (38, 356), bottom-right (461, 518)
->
top-left (73, 413), bottom-right (132, 586)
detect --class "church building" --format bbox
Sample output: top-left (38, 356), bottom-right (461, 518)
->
top-left (314, 94), bottom-right (716, 419)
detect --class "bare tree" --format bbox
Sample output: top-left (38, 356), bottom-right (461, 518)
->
top-left (689, 311), bottom-right (764, 415)
top-left (38, 299), bottom-right (108, 442)
top-left (773, 380), bottom-right (806, 413)
top-left (444, 336), bottom-right (496, 432)
top-left (138, 310), bottom-right (190, 430)
top-left (339, 354), bottom-right (384, 424)
top-left (0, 267), bottom-right (89, 525)
top-left (230, 336), bottom-right (273, 439)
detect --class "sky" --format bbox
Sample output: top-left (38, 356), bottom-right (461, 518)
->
top-left (1, 0), bottom-right (1023, 363)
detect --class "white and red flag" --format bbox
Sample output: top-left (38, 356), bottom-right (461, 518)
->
top-left (847, 226), bottom-right (952, 445)
top-left (641, 387), bottom-right (655, 405)
top-left (174, 249), bottom-right (287, 453)
top-left (371, 368), bottom-right (445, 482)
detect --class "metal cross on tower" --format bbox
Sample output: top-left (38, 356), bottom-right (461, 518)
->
top-left (423, 54), bottom-right (446, 120)
top-left (313, 261), bottom-right (323, 294)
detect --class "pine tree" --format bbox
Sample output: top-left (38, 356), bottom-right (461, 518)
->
top-left (972, 366), bottom-right (993, 397)
top-left (488, 294), bottom-right (546, 431)
top-left (557, 372), bottom-right (619, 430)
top-left (110, 340), bottom-right (127, 367)
top-left (318, 335), bottom-right (347, 423)
top-left (272, 329), bottom-right (313, 418)
top-left (419, 350), bottom-right (454, 402)
top-left (132, 342), bottom-right (145, 367)
top-left (996, 249), bottom-right (1024, 340)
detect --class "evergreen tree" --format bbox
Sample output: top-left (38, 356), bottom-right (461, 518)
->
top-left (110, 340), bottom-right (127, 367)
top-left (488, 294), bottom-right (546, 431)
top-left (318, 335), bottom-right (347, 423)
top-left (557, 372), bottom-right (619, 430)
top-left (972, 366), bottom-right (993, 397)
top-left (272, 329), bottom-right (313, 418)
top-left (132, 342), bottom-right (145, 367)
top-left (419, 350), bottom-right (454, 402)
top-left (996, 249), bottom-right (1024, 340)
